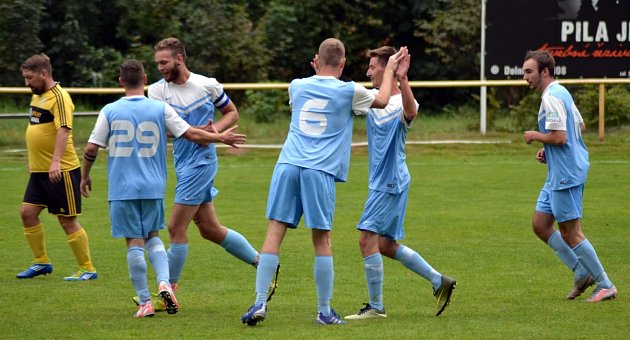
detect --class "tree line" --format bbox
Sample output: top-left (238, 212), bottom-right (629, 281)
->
top-left (3, 0), bottom-right (627, 129)
top-left (0, 0), bottom-right (479, 108)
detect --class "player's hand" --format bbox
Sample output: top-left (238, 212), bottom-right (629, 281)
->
top-left (523, 130), bottom-right (538, 144)
top-left (536, 148), bottom-right (546, 164)
top-left (48, 162), bottom-right (62, 183)
top-left (395, 50), bottom-right (410, 80)
top-left (385, 46), bottom-right (408, 73)
top-left (203, 119), bottom-right (218, 133)
top-left (220, 125), bottom-right (246, 149)
top-left (80, 177), bottom-right (92, 198)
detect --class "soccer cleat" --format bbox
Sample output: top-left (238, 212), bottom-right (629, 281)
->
top-left (134, 300), bottom-right (155, 318)
top-left (158, 281), bottom-right (180, 314)
top-left (585, 286), bottom-right (618, 302)
top-left (241, 304), bottom-right (267, 326)
top-left (434, 275), bottom-right (456, 316)
top-left (266, 263), bottom-right (280, 302)
top-left (344, 303), bottom-right (387, 320)
top-left (315, 309), bottom-right (346, 325)
top-left (133, 293), bottom-right (166, 312)
top-left (567, 275), bottom-right (595, 300)
top-left (171, 283), bottom-right (179, 292)
top-left (16, 263), bottom-right (53, 279)
top-left (63, 268), bottom-right (97, 281)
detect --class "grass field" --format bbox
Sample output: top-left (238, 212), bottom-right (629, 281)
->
top-left (1, 125), bottom-right (628, 339)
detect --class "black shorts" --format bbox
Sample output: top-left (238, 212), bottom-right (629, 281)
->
top-left (23, 168), bottom-right (82, 216)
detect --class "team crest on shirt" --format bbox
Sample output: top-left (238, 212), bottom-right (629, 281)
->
top-left (546, 111), bottom-right (560, 123)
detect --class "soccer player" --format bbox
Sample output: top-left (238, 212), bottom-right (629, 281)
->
top-left (522, 50), bottom-right (617, 302)
top-left (17, 54), bottom-right (97, 281)
top-left (241, 38), bottom-right (406, 326)
top-left (344, 47), bottom-right (456, 321)
top-left (80, 60), bottom-right (246, 318)
top-left (148, 38), bottom-right (266, 293)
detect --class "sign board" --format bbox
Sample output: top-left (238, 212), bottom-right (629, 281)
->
top-left (485, 0), bottom-right (630, 79)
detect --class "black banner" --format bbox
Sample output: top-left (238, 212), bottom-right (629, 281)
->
top-left (486, 0), bottom-right (630, 79)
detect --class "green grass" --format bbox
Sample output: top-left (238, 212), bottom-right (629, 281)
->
top-left (0, 130), bottom-right (628, 339)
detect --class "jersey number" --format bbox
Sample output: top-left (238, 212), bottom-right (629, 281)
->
top-left (109, 120), bottom-right (160, 157)
top-left (298, 99), bottom-right (329, 136)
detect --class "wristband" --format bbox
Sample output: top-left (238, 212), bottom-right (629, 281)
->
top-left (84, 153), bottom-right (97, 162)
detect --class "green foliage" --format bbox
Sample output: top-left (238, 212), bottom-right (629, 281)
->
top-left (241, 89), bottom-right (289, 123)
top-left (572, 85), bottom-right (630, 128)
top-left (0, 0), bottom-right (45, 86)
top-left (490, 89), bottom-right (540, 132)
top-left (490, 84), bottom-right (630, 133)
top-left (415, 0), bottom-right (481, 80)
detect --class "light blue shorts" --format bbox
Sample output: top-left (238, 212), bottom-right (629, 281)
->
top-left (110, 199), bottom-right (165, 238)
top-left (174, 163), bottom-right (219, 205)
top-left (266, 163), bottom-right (336, 229)
top-left (535, 182), bottom-right (583, 222)
top-left (357, 189), bottom-right (408, 240)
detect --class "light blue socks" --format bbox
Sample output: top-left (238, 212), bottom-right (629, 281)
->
top-left (573, 239), bottom-right (613, 288)
top-left (220, 229), bottom-right (259, 266)
top-left (167, 243), bottom-right (188, 284)
top-left (547, 230), bottom-right (589, 279)
top-left (314, 256), bottom-right (334, 316)
top-left (254, 253), bottom-right (279, 306)
top-left (364, 253), bottom-right (384, 310)
top-left (127, 246), bottom-right (149, 303)
top-left (395, 245), bottom-right (442, 290)
top-left (146, 236), bottom-right (169, 284)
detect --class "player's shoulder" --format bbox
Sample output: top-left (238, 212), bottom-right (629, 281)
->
top-left (189, 72), bottom-right (220, 86)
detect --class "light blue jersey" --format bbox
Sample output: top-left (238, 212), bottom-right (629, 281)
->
top-left (366, 92), bottom-right (418, 193)
top-left (278, 75), bottom-right (374, 182)
top-left (538, 81), bottom-right (589, 190)
top-left (148, 73), bottom-right (230, 170)
top-left (88, 96), bottom-right (189, 201)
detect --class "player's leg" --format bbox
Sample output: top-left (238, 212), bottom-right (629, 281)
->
top-left (301, 168), bottom-right (344, 325)
top-left (554, 186), bottom-right (616, 302)
top-left (242, 219), bottom-right (287, 326)
top-left (127, 237), bottom-right (153, 317)
top-left (59, 216), bottom-right (97, 280)
top-left (166, 202), bottom-right (199, 285)
top-left (535, 184), bottom-right (592, 298)
top-left (242, 164), bottom-right (298, 326)
top-left (49, 169), bottom-right (96, 280)
top-left (194, 202), bottom-right (259, 266)
top-left (17, 174), bottom-right (53, 278)
top-left (345, 230), bottom-right (387, 320)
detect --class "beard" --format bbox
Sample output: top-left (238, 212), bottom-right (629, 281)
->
top-left (30, 86), bottom-right (44, 95)
top-left (163, 65), bottom-right (181, 83)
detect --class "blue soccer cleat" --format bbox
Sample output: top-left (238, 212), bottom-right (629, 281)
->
top-left (16, 263), bottom-right (53, 279)
top-left (315, 309), bottom-right (346, 325)
top-left (241, 304), bottom-right (267, 326)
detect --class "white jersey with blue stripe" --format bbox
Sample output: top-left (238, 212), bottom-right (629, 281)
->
top-left (88, 96), bottom-right (190, 201)
top-left (148, 73), bottom-right (230, 169)
top-left (278, 75), bottom-right (375, 182)
top-left (367, 91), bottom-right (418, 194)
top-left (538, 81), bottom-right (589, 190)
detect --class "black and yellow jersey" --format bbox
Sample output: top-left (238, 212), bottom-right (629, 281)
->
top-left (25, 83), bottom-right (80, 172)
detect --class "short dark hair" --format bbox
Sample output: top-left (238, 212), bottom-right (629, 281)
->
top-left (524, 50), bottom-right (555, 76)
top-left (154, 37), bottom-right (187, 61)
top-left (369, 46), bottom-right (397, 67)
top-left (120, 60), bottom-right (145, 87)
top-left (21, 54), bottom-right (52, 74)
